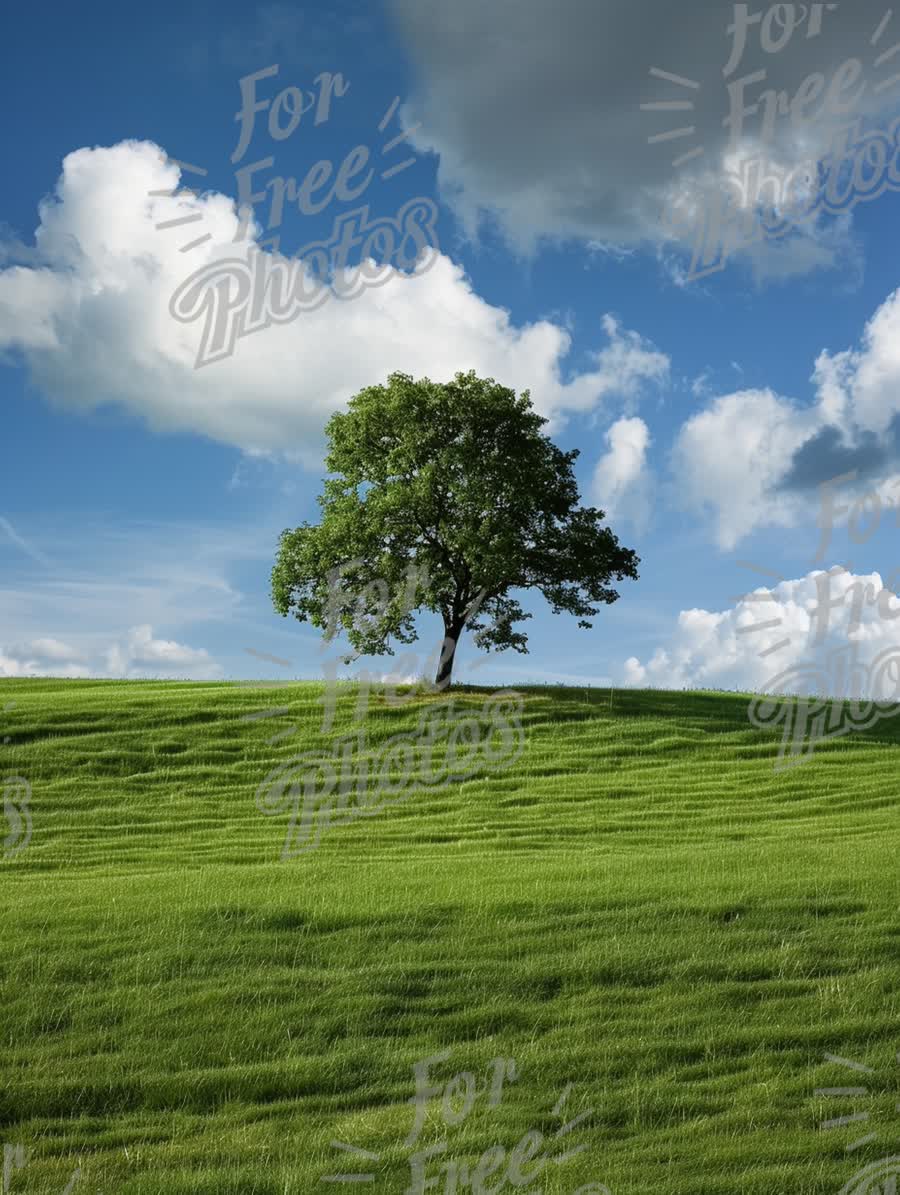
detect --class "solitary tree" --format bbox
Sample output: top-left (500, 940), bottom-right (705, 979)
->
top-left (270, 370), bottom-right (641, 688)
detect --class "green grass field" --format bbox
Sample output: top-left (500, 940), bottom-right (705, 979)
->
top-left (1, 677), bottom-right (898, 1193)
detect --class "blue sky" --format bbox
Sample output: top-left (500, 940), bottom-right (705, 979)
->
top-left (4, 0), bottom-right (900, 701)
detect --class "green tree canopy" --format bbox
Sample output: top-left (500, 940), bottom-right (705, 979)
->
top-left (271, 370), bottom-right (641, 687)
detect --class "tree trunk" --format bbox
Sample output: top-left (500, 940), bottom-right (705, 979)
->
top-left (434, 621), bottom-right (462, 690)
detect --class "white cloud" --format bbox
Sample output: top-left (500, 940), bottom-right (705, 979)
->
top-left (0, 141), bottom-right (669, 461)
top-left (669, 388), bottom-right (820, 550)
top-left (585, 316), bottom-right (669, 416)
top-left (620, 565), bottom-right (900, 700)
top-left (104, 625), bottom-right (221, 679)
top-left (0, 626), bottom-right (221, 680)
top-left (1, 636), bottom-right (88, 676)
top-left (841, 290), bottom-right (900, 435)
top-left (0, 515), bottom-right (280, 684)
top-left (668, 288), bottom-right (900, 549)
top-left (591, 416), bottom-right (653, 533)
top-left (6, 637), bottom-right (84, 663)
top-left (690, 369), bottom-right (712, 399)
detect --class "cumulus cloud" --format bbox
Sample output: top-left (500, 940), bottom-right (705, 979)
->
top-left (10, 638), bottom-right (84, 663)
top-left (668, 286), bottom-right (900, 549)
top-left (0, 141), bottom-right (669, 462)
top-left (0, 520), bottom-right (248, 682)
top-left (669, 387), bottom-right (821, 550)
top-left (104, 625), bottom-right (221, 679)
top-left (0, 626), bottom-right (221, 680)
top-left (621, 565), bottom-right (900, 700)
top-left (0, 637), bottom-right (87, 677)
top-left (388, 0), bottom-right (895, 279)
top-left (592, 416), bottom-right (653, 533)
top-left (586, 316), bottom-right (669, 415)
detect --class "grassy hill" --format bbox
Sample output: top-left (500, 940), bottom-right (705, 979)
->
top-left (1, 677), bottom-right (898, 1193)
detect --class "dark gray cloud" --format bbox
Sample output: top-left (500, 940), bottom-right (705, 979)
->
top-left (778, 414), bottom-right (900, 490)
top-left (387, 0), bottom-right (898, 260)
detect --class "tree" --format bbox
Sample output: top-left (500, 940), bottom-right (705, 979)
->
top-left (270, 370), bottom-right (641, 688)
